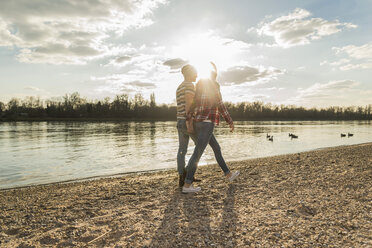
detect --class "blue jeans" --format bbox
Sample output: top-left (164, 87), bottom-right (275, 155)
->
top-left (177, 119), bottom-right (197, 175)
top-left (185, 121), bottom-right (230, 184)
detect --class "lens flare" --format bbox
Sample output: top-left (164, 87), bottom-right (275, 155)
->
top-left (171, 31), bottom-right (245, 79)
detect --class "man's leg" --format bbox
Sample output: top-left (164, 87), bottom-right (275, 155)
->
top-left (177, 120), bottom-right (189, 176)
top-left (183, 122), bottom-right (197, 173)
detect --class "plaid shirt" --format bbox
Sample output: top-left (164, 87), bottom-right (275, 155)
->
top-left (190, 79), bottom-right (233, 126)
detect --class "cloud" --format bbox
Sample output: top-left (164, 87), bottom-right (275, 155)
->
top-left (218, 65), bottom-right (283, 85)
top-left (11, 86), bottom-right (53, 100)
top-left (0, 0), bottom-right (167, 64)
top-left (115, 56), bottom-right (132, 64)
top-left (93, 42), bottom-right (176, 97)
top-left (252, 95), bottom-right (270, 101)
top-left (360, 90), bottom-right (372, 96)
top-left (92, 73), bottom-right (158, 95)
top-left (320, 58), bottom-right (350, 66)
top-left (304, 80), bottom-right (359, 93)
top-left (334, 43), bottom-right (372, 59)
top-left (24, 86), bottom-right (42, 92)
top-left (104, 43), bottom-right (168, 72)
top-left (106, 55), bottom-right (134, 67)
top-left (257, 8), bottom-right (357, 48)
top-left (125, 81), bottom-right (156, 89)
top-left (288, 80), bottom-right (361, 106)
top-left (339, 63), bottom-right (372, 71)
top-left (260, 87), bottom-right (285, 91)
top-left (335, 43), bottom-right (372, 71)
top-left (321, 42), bottom-right (372, 71)
top-left (163, 58), bottom-right (188, 70)
top-left (0, 19), bottom-right (20, 46)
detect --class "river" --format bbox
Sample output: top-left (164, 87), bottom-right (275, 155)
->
top-left (0, 120), bottom-right (371, 189)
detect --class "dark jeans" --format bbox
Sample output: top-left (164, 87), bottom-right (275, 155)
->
top-left (184, 121), bottom-right (230, 184)
top-left (177, 119), bottom-right (197, 175)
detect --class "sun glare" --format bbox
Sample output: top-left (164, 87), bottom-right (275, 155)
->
top-left (172, 32), bottom-right (243, 78)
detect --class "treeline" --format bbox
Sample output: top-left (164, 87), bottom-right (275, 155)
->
top-left (225, 102), bottom-right (372, 120)
top-left (0, 93), bottom-right (175, 120)
top-left (0, 92), bottom-right (371, 121)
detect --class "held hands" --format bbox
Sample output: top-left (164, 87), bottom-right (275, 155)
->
top-left (186, 118), bottom-right (194, 134)
top-left (229, 123), bottom-right (234, 132)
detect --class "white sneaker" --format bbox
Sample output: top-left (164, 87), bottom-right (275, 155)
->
top-left (228, 171), bottom-right (240, 182)
top-left (182, 185), bottom-right (201, 193)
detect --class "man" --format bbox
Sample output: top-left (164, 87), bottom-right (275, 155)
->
top-left (176, 64), bottom-right (199, 187)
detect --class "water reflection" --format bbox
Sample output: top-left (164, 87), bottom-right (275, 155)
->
top-left (0, 120), bottom-right (371, 189)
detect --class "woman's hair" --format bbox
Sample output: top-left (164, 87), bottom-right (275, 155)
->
top-left (198, 78), bottom-right (219, 108)
top-left (210, 62), bottom-right (217, 81)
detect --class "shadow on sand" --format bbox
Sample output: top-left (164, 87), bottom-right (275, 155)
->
top-left (149, 184), bottom-right (237, 247)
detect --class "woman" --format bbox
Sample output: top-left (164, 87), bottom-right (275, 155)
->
top-left (182, 63), bottom-right (240, 193)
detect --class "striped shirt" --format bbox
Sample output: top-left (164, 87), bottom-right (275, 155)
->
top-left (176, 81), bottom-right (195, 120)
top-left (192, 79), bottom-right (233, 126)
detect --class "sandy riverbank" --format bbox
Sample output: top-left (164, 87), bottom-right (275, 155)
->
top-left (1, 143), bottom-right (371, 247)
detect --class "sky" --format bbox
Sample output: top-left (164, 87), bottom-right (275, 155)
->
top-left (0, 0), bottom-right (371, 108)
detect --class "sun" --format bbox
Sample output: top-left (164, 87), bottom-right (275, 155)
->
top-left (171, 31), bottom-right (243, 78)
top-left (174, 33), bottom-right (217, 78)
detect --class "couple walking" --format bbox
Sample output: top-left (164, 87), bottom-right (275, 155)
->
top-left (176, 63), bottom-right (240, 193)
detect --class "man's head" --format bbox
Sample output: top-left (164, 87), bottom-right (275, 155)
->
top-left (181, 64), bottom-right (197, 82)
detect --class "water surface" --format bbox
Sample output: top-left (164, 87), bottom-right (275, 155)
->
top-left (0, 120), bottom-right (371, 189)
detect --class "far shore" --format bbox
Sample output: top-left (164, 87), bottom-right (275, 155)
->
top-left (1, 143), bottom-right (371, 247)
top-left (1, 117), bottom-right (372, 123)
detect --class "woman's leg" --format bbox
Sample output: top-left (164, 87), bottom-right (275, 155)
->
top-left (208, 134), bottom-right (230, 175)
top-left (184, 122), bottom-right (214, 185)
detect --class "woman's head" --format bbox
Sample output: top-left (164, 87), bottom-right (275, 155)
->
top-left (197, 78), bottom-right (219, 107)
